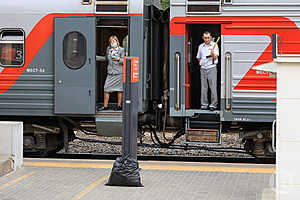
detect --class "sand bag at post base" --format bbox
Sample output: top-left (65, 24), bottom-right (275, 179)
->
top-left (106, 157), bottom-right (143, 187)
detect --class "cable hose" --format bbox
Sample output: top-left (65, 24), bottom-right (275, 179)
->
top-left (62, 117), bottom-right (98, 135)
top-left (139, 122), bottom-right (185, 148)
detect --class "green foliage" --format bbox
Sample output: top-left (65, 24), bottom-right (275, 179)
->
top-left (161, 0), bottom-right (170, 9)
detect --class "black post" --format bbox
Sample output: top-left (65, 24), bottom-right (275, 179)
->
top-left (122, 57), bottom-right (139, 159)
top-left (106, 57), bottom-right (143, 187)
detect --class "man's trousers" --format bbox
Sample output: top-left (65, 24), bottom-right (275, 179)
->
top-left (200, 67), bottom-right (218, 108)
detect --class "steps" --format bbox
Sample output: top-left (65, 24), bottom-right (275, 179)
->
top-left (95, 110), bottom-right (122, 137)
top-left (186, 113), bottom-right (221, 144)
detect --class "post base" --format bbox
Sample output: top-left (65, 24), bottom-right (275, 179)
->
top-left (106, 157), bottom-right (143, 187)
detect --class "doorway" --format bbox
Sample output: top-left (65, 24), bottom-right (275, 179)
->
top-left (187, 24), bottom-right (221, 110)
top-left (96, 18), bottom-right (129, 110)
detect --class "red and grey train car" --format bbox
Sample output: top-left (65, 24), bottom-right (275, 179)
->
top-left (169, 0), bottom-right (300, 156)
top-left (0, 0), bottom-right (152, 155)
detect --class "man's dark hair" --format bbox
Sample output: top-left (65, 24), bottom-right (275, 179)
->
top-left (203, 31), bottom-right (211, 36)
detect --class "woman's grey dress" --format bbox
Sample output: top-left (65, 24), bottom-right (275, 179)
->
top-left (96, 47), bottom-right (125, 92)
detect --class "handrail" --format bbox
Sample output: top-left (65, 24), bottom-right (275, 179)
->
top-left (175, 53), bottom-right (181, 111)
top-left (272, 120), bottom-right (276, 152)
top-left (225, 52), bottom-right (232, 110)
top-left (272, 34), bottom-right (283, 58)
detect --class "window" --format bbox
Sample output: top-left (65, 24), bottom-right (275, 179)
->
top-left (186, 0), bottom-right (221, 14)
top-left (0, 29), bottom-right (25, 67)
top-left (63, 32), bottom-right (87, 70)
top-left (122, 35), bottom-right (129, 56)
top-left (95, 0), bottom-right (128, 14)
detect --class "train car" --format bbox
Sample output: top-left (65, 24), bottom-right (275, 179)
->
top-left (0, 0), bottom-right (159, 155)
top-left (169, 0), bottom-right (300, 157)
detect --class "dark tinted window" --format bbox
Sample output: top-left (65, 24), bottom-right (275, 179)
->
top-left (0, 29), bottom-right (25, 67)
top-left (63, 32), bottom-right (87, 70)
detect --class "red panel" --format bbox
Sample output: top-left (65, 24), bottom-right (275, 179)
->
top-left (131, 57), bottom-right (139, 83)
top-left (0, 13), bottom-right (93, 94)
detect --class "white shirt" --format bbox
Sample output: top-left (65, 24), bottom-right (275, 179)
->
top-left (196, 41), bottom-right (219, 69)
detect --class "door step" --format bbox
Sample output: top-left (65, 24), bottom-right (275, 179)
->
top-left (186, 128), bottom-right (220, 143)
top-left (186, 113), bottom-right (221, 144)
top-left (95, 111), bottom-right (122, 137)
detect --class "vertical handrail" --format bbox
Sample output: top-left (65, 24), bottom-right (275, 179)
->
top-left (272, 120), bottom-right (276, 152)
top-left (225, 52), bottom-right (232, 110)
top-left (272, 34), bottom-right (283, 58)
top-left (175, 53), bottom-right (181, 111)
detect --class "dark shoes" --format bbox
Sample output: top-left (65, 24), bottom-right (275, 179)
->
top-left (97, 106), bottom-right (122, 111)
top-left (209, 106), bottom-right (217, 111)
top-left (97, 106), bottom-right (109, 111)
top-left (201, 105), bottom-right (217, 111)
top-left (115, 106), bottom-right (122, 111)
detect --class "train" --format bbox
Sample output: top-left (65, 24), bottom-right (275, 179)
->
top-left (1, 0), bottom-right (299, 157)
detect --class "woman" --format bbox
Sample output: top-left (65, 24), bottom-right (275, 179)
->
top-left (97, 35), bottom-right (125, 111)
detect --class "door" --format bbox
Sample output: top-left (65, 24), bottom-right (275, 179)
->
top-left (54, 17), bottom-right (96, 114)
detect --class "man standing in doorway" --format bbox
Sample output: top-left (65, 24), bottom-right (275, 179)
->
top-left (196, 31), bottom-right (219, 111)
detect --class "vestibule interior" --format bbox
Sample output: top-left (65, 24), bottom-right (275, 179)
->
top-left (187, 24), bottom-right (221, 110)
top-left (96, 18), bottom-right (129, 108)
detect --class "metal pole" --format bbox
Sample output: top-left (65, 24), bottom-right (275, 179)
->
top-left (106, 57), bottom-right (142, 187)
top-left (122, 57), bottom-right (139, 159)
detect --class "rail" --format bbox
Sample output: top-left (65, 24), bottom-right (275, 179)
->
top-left (175, 52), bottom-right (181, 111)
top-left (225, 52), bottom-right (232, 110)
top-left (272, 34), bottom-right (283, 59)
top-left (272, 120), bottom-right (276, 153)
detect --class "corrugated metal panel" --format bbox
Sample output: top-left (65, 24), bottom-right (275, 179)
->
top-left (0, 74), bottom-right (54, 115)
top-left (223, 35), bottom-right (276, 119)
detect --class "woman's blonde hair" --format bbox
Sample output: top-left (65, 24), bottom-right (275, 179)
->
top-left (109, 35), bottom-right (120, 47)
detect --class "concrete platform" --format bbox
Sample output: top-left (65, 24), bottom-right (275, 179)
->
top-left (0, 158), bottom-right (275, 200)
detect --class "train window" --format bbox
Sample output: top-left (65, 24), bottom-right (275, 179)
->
top-left (63, 32), bottom-right (87, 70)
top-left (186, 0), bottom-right (221, 14)
top-left (0, 29), bottom-right (25, 67)
top-left (81, 0), bottom-right (92, 5)
top-left (122, 35), bottom-right (129, 56)
top-left (95, 0), bottom-right (128, 14)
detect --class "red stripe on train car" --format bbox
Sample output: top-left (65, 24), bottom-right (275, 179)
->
top-left (0, 12), bottom-right (143, 94)
top-left (0, 13), bottom-right (94, 94)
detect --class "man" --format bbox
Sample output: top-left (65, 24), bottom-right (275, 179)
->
top-left (196, 31), bottom-right (219, 111)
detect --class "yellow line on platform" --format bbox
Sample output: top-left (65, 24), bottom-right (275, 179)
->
top-left (0, 171), bottom-right (36, 190)
top-left (72, 174), bottom-right (109, 200)
top-left (142, 165), bottom-right (275, 174)
top-left (25, 162), bottom-right (112, 169)
top-left (24, 161), bottom-right (275, 174)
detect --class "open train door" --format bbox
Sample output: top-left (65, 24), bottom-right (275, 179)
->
top-left (54, 17), bottom-right (96, 114)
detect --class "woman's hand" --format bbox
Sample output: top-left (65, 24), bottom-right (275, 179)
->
top-left (113, 57), bottom-right (120, 61)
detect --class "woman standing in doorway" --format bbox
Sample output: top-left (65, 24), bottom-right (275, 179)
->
top-left (97, 35), bottom-right (125, 111)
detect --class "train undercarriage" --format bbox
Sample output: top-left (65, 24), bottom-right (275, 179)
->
top-left (1, 113), bottom-right (276, 159)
